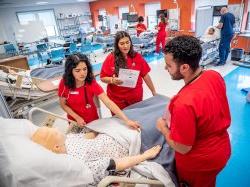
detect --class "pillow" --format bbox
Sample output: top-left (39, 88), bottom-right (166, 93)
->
top-left (0, 118), bottom-right (94, 187)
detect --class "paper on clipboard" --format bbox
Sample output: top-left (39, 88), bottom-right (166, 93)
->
top-left (118, 68), bottom-right (139, 88)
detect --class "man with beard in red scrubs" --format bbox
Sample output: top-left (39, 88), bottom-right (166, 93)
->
top-left (157, 35), bottom-right (231, 187)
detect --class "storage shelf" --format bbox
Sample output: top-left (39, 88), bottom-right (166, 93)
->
top-left (57, 14), bottom-right (92, 38)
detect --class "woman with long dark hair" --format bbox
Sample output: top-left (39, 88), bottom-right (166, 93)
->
top-left (58, 53), bottom-right (140, 130)
top-left (155, 14), bottom-right (168, 54)
top-left (100, 31), bottom-right (156, 111)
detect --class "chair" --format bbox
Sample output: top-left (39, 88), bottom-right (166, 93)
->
top-left (4, 44), bottom-right (18, 56)
top-left (49, 47), bottom-right (65, 64)
top-left (36, 43), bottom-right (48, 52)
top-left (80, 43), bottom-right (96, 63)
top-left (65, 43), bottom-right (78, 57)
top-left (36, 43), bottom-right (50, 65)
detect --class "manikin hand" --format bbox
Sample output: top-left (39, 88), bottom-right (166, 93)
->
top-left (143, 145), bottom-right (162, 159)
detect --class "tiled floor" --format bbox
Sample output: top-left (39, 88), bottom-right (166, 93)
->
top-left (31, 52), bottom-right (250, 186)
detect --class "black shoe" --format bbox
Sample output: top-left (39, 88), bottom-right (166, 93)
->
top-left (215, 63), bottom-right (225, 66)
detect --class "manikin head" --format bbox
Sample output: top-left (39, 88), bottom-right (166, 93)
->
top-left (31, 127), bottom-right (66, 154)
top-left (208, 27), bottom-right (215, 35)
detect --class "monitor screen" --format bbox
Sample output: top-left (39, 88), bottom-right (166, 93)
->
top-left (213, 6), bottom-right (227, 16)
top-left (98, 15), bottom-right (103, 21)
top-left (157, 9), bottom-right (168, 18)
top-left (127, 14), bottom-right (138, 22)
top-left (122, 13), bottom-right (129, 20)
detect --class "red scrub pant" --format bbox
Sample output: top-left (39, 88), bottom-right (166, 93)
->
top-left (108, 91), bottom-right (143, 115)
top-left (156, 34), bottom-right (166, 53)
top-left (177, 168), bottom-right (223, 187)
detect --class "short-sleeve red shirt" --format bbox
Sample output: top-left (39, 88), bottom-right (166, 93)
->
top-left (136, 23), bottom-right (147, 36)
top-left (58, 79), bottom-right (104, 123)
top-left (100, 53), bottom-right (150, 100)
top-left (169, 70), bottom-right (231, 171)
top-left (157, 22), bottom-right (167, 37)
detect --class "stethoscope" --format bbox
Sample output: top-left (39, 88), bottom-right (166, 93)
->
top-left (84, 85), bottom-right (91, 109)
top-left (131, 56), bottom-right (136, 67)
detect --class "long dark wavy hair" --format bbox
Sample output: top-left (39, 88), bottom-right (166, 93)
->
top-left (63, 53), bottom-right (94, 89)
top-left (113, 31), bottom-right (136, 75)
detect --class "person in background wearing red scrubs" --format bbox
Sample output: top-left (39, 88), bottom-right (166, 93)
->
top-left (136, 16), bottom-right (147, 36)
top-left (100, 31), bottom-right (156, 111)
top-left (156, 35), bottom-right (231, 187)
top-left (58, 53), bottom-right (140, 130)
top-left (155, 14), bottom-right (168, 54)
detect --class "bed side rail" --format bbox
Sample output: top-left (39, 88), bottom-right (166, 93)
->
top-left (98, 176), bottom-right (164, 187)
top-left (28, 107), bottom-right (77, 133)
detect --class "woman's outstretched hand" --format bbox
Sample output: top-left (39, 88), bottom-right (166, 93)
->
top-left (125, 120), bottom-right (141, 131)
top-left (75, 116), bottom-right (86, 127)
top-left (143, 145), bottom-right (162, 160)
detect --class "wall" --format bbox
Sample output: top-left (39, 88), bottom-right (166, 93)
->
top-left (0, 16), bottom-right (7, 43)
top-left (195, 0), bottom-right (228, 8)
top-left (0, 2), bottom-right (90, 42)
top-left (89, 0), bottom-right (195, 32)
top-left (230, 0), bottom-right (249, 52)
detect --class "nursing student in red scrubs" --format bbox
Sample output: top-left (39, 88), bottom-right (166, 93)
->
top-left (155, 14), bottom-right (168, 54)
top-left (100, 31), bottom-right (156, 111)
top-left (58, 53), bottom-right (140, 130)
top-left (136, 16), bottom-right (147, 36)
top-left (157, 36), bottom-right (231, 187)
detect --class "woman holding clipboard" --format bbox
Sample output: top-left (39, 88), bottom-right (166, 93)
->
top-left (100, 31), bottom-right (156, 111)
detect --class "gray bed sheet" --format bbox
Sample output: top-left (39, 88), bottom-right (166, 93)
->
top-left (30, 65), bottom-right (64, 79)
top-left (123, 95), bottom-right (177, 185)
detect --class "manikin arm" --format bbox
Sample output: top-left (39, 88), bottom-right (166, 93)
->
top-left (114, 145), bottom-right (161, 171)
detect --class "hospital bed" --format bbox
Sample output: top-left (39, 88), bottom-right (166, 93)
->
top-left (131, 31), bottom-right (156, 55)
top-left (93, 34), bottom-right (115, 53)
top-left (0, 95), bottom-right (176, 187)
top-left (200, 39), bottom-right (220, 66)
top-left (199, 26), bottom-right (220, 66)
top-left (0, 65), bottom-right (58, 118)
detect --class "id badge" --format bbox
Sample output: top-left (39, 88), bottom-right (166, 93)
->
top-left (69, 91), bottom-right (79, 95)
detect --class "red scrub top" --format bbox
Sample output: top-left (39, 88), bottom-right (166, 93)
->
top-left (157, 22), bottom-right (167, 37)
top-left (100, 53), bottom-right (150, 107)
top-left (136, 23), bottom-right (147, 36)
top-left (168, 70), bottom-right (231, 172)
top-left (58, 79), bottom-right (104, 123)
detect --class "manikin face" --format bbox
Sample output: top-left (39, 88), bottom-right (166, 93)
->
top-left (208, 28), bottom-right (215, 35)
top-left (118, 37), bottom-right (131, 55)
top-left (72, 61), bottom-right (88, 83)
top-left (164, 53), bottom-right (184, 80)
